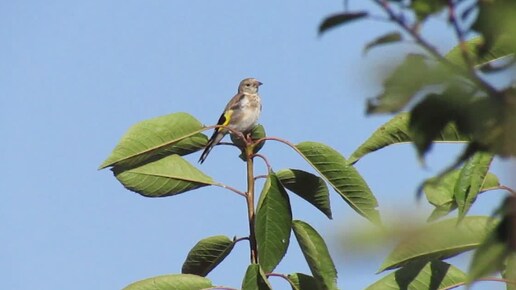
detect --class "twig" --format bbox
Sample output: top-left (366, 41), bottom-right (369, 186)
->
top-left (253, 153), bottom-right (273, 173)
top-left (373, 0), bottom-right (500, 98)
top-left (266, 273), bottom-right (298, 289)
top-left (214, 182), bottom-right (246, 197)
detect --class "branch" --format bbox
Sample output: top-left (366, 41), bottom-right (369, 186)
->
top-left (373, 0), bottom-right (500, 98)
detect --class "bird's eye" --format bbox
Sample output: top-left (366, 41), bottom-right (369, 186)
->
top-left (246, 84), bottom-right (250, 86)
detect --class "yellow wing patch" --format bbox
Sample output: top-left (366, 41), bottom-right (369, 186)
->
top-left (221, 110), bottom-right (233, 126)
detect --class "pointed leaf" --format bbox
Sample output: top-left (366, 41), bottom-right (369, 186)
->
top-left (292, 220), bottom-right (338, 290)
top-left (255, 173), bottom-right (292, 273)
top-left (428, 203), bottom-right (458, 222)
top-left (100, 112), bottom-right (207, 170)
top-left (277, 169), bottom-right (332, 219)
top-left (364, 32), bottom-right (402, 54)
top-left (123, 274), bottom-right (213, 290)
top-left (445, 36), bottom-right (516, 68)
top-left (181, 235), bottom-right (235, 277)
top-left (241, 264), bottom-right (273, 290)
top-left (319, 12), bottom-right (368, 35)
top-left (349, 112), bottom-right (470, 164)
top-left (114, 155), bottom-right (214, 197)
top-left (296, 142), bottom-right (380, 224)
top-left (287, 273), bottom-right (319, 290)
top-left (455, 152), bottom-right (494, 220)
top-left (379, 216), bottom-right (498, 272)
top-left (366, 260), bottom-right (466, 290)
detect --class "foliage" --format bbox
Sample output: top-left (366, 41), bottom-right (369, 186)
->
top-left (100, 0), bottom-right (516, 289)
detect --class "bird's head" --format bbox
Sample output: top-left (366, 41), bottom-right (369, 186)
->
top-left (239, 78), bottom-right (263, 93)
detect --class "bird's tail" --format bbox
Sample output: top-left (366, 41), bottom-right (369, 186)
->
top-left (199, 131), bottom-right (225, 164)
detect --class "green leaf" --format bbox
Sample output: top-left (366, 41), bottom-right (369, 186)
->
top-left (241, 264), bottom-right (273, 290)
top-left (379, 216), bottom-right (498, 272)
top-left (454, 152), bottom-right (494, 220)
top-left (231, 124), bottom-right (266, 161)
top-left (467, 221), bottom-right (510, 284)
top-left (292, 220), bottom-right (338, 290)
top-left (411, 0), bottom-right (446, 21)
top-left (349, 112), bottom-right (470, 164)
top-left (123, 274), bottom-right (213, 290)
top-left (255, 173), bottom-right (292, 273)
top-left (181, 235), bottom-right (235, 277)
top-left (296, 142), bottom-right (380, 224)
top-left (445, 36), bottom-right (516, 68)
top-left (319, 12), bottom-right (368, 35)
top-left (367, 54), bottom-right (445, 114)
top-left (364, 32), bottom-right (402, 54)
top-left (366, 260), bottom-right (466, 290)
top-left (99, 112), bottom-right (207, 170)
top-left (424, 169), bottom-right (499, 221)
top-left (503, 253), bottom-right (516, 290)
top-left (277, 169), bottom-right (332, 219)
top-left (287, 273), bottom-right (319, 290)
top-left (114, 155), bottom-right (214, 197)
top-left (409, 89), bottom-right (473, 159)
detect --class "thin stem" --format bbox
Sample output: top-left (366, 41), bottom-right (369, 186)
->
top-left (253, 153), bottom-right (272, 173)
top-left (254, 174), bottom-right (268, 180)
top-left (214, 182), bottom-right (246, 197)
top-left (440, 277), bottom-right (516, 290)
top-left (245, 146), bottom-right (258, 264)
top-left (447, 0), bottom-right (474, 69)
top-left (266, 273), bottom-right (298, 289)
top-left (373, 0), bottom-right (500, 98)
top-left (499, 185), bottom-right (516, 196)
top-left (234, 236), bottom-right (250, 244)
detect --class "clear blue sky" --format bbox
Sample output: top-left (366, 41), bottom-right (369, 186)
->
top-left (2, 1), bottom-right (513, 289)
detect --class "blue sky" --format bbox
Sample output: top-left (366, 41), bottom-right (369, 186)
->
top-left (2, 1), bottom-right (513, 289)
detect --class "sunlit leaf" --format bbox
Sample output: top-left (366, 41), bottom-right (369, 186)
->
top-left (241, 264), bottom-right (273, 290)
top-left (455, 152), bottom-right (494, 220)
top-left (379, 216), bottom-right (498, 272)
top-left (293, 220), bottom-right (338, 290)
top-left (114, 155), bottom-right (214, 197)
top-left (255, 173), bottom-right (292, 273)
top-left (319, 12), bottom-right (368, 35)
top-left (445, 36), bottom-right (515, 68)
top-left (296, 142), bottom-right (380, 224)
top-left (411, 0), bottom-right (446, 21)
top-left (503, 253), bottom-right (516, 290)
top-left (277, 169), bottom-right (332, 219)
top-left (181, 235), bottom-right (235, 277)
top-left (287, 273), bottom-right (319, 290)
top-left (349, 112), bottom-right (470, 164)
top-left (366, 260), bottom-right (466, 290)
top-left (100, 112), bottom-right (207, 170)
top-left (364, 32), bottom-right (402, 54)
top-left (123, 274), bottom-right (213, 290)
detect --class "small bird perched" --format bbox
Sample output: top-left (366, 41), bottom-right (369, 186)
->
top-left (199, 78), bottom-right (263, 164)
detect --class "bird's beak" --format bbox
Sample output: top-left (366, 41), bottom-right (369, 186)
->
top-left (258, 81), bottom-right (263, 86)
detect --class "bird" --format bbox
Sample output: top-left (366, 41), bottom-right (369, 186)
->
top-left (199, 78), bottom-right (263, 164)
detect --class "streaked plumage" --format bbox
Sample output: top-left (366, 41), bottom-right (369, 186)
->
top-left (199, 78), bottom-right (263, 163)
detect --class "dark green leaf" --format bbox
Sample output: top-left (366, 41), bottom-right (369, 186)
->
top-left (287, 273), bottom-right (320, 290)
top-left (255, 173), bottom-right (292, 273)
top-left (231, 124), bottom-right (266, 161)
top-left (364, 32), bottom-right (402, 54)
top-left (181, 235), bottom-right (235, 276)
top-left (319, 12), bottom-right (368, 35)
top-left (409, 89), bottom-right (472, 159)
top-left (114, 155), bottom-right (214, 197)
top-left (379, 216), bottom-right (498, 272)
top-left (292, 220), bottom-right (338, 290)
top-left (366, 260), bottom-right (466, 290)
top-left (349, 112), bottom-right (470, 164)
top-left (99, 112), bottom-right (207, 170)
top-left (296, 142), bottom-right (380, 224)
top-left (123, 274), bottom-right (213, 290)
top-left (277, 169), bottom-right (332, 219)
top-left (241, 264), bottom-right (273, 290)
top-left (455, 152), bottom-right (494, 220)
